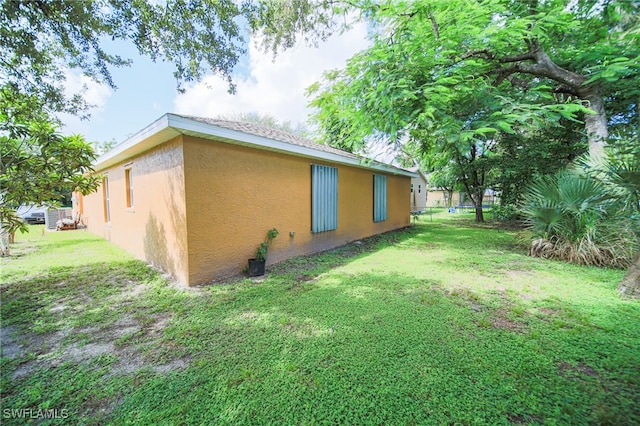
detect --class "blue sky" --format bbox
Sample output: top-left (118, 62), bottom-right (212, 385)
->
top-left (60, 24), bottom-right (370, 146)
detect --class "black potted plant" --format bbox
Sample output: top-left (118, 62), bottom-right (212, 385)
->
top-left (248, 228), bottom-right (279, 277)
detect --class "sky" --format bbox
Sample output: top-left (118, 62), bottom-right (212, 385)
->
top-left (59, 23), bottom-right (371, 147)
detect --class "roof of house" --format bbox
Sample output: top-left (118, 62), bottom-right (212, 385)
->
top-left (408, 167), bottom-right (430, 182)
top-left (184, 116), bottom-right (360, 159)
top-left (95, 113), bottom-right (417, 177)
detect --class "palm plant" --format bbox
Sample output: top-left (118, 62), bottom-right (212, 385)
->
top-left (520, 164), bottom-right (637, 268)
top-left (587, 144), bottom-right (640, 295)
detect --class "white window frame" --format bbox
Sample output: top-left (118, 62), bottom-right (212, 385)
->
top-left (125, 167), bottom-right (134, 209)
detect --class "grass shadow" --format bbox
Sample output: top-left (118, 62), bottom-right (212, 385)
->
top-left (2, 214), bottom-right (637, 425)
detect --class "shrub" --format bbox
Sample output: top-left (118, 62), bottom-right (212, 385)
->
top-left (254, 228), bottom-right (279, 261)
top-left (520, 168), bottom-right (637, 268)
top-left (490, 204), bottom-right (520, 222)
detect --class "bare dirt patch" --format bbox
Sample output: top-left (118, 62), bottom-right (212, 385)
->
top-left (538, 307), bottom-right (562, 317)
top-left (7, 312), bottom-right (187, 380)
top-left (558, 360), bottom-right (600, 379)
top-left (491, 308), bottom-right (528, 333)
top-left (1, 325), bottom-right (25, 359)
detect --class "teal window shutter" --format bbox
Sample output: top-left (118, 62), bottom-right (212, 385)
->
top-left (312, 165), bottom-right (338, 232)
top-left (373, 174), bottom-right (387, 222)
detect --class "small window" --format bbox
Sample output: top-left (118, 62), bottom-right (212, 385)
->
top-left (311, 164), bottom-right (338, 232)
top-left (411, 183), bottom-right (414, 193)
top-left (373, 174), bottom-right (387, 222)
top-left (125, 168), bottom-right (134, 208)
top-left (102, 176), bottom-right (111, 223)
top-left (418, 184), bottom-right (421, 194)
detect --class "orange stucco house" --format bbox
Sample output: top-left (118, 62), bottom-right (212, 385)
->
top-left (80, 114), bottom-right (416, 286)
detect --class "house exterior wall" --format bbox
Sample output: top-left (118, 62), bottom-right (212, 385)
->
top-left (425, 191), bottom-right (496, 208)
top-left (182, 136), bottom-right (410, 285)
top-left (410, 175), bottom-right (428, 212)
top-left (81, 137), bottom-right (190, 284)
top-left (82, 134), bottom-right (411, 286)
top-left (426, 190), bottom-right (450, 207)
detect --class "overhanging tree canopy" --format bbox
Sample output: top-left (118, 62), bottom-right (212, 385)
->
top-left (0, 88), bottom-right (100, 254)
top-left (0, 0), bottom-right (340, 117)
top-left (0, 0), bottom-right (338, 253)
top-left (308, 0), bottom-right (639, 158)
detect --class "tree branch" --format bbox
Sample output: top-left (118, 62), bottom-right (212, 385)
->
top-left (499, 51), bottom-right (536, 63)
top-left (554, 84), bottom-right (580, 97)
top-left (460, 48), bottom-right (495, 61)
top-left (506, 75), bottom-right (531, 89)
top-left (492, 65), bottom-right (519, 86)
top-left (493, 55), bottom-right (586, 90)
top-left (428, 13), bottom-right (439, 40)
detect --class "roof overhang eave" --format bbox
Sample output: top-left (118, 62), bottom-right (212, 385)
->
top-left (93, 113), bottom-right (418, 178)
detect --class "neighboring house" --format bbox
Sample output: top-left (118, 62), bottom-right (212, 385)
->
top-left (425, 189), bottom-right (497, 208)
top-left (409, 169), bottom-right (429, 213)
top-left (79, 114), bottom-right (416, 286)
top-left (425, 190), bottom-right (451, 208)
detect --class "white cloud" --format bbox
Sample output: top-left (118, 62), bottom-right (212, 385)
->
top-left (173, 24), bottom-right (370, 126)
top-left (58, 71), bottom-right (113, 137)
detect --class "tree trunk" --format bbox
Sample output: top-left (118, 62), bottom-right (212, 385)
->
top-left (497, 42), bottom-right (609, 159)
top-left (465, 188), bottom-right (485, 223)
top-left (474, 198), bottom-right (484, 223)
top-left (443, 189), bottom-right (453, 207)
top-left (581, 88), bottom-right (608, 159)
top-left (0, 225), bottom-right (10, 256)
top-left (618, 251), bottom-right (640, 298)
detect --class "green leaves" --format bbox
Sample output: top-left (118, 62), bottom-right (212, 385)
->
top-left (0, 0), bottom-right (344, 117)
top-left (520, 161), bottom-right (638, 267)
top-left (307, 0), bottom-right (638, 165)
top-left (255, 228), bottom-right (279, 261)
top-left (0, 90), bottom-right (100, 232)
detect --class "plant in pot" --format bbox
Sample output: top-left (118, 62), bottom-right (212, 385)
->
top-left (248, 228), bottom-right (279, 277)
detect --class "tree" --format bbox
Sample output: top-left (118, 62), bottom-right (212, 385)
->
top-left (308, 0), bottom-right (638, 222)
top-left (405, 0), bottom-right (639, 158)
top-left (0, 0), bottom-right (340, 118)
top-left (308, 0), bottom-right (639, 153)
top-left (0, 0), bottom-right (248, 115)
top-left (0, 0), bottom-right (336, 252)
top-left (426, 161), bottom-right (460, 208)
top-left (410, 111), bottom-right (499, 223)
top-left (491, 119), bottom-right (588, 210)
top-left (0, 89), bottom-right (100, 254)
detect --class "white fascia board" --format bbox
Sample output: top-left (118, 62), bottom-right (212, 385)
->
top-left (94, 114), bottom-right (180, 171)
top-left (166, 114), bottom-right (417, 177)
top-left (94, 113), bottom-right (417, 178)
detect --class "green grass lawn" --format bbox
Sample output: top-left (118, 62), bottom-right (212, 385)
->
top-left (1, 214), bottom-right (638, 425)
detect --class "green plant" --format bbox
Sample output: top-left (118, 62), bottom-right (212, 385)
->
top-left (254, 228), bottom-right (279, 261)
top-left (2, 214), bottom-right (637, 425)
top-left (491, 204), bottom-right (519, 222)
top-left (520, 167), bottom-right (637, 268)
